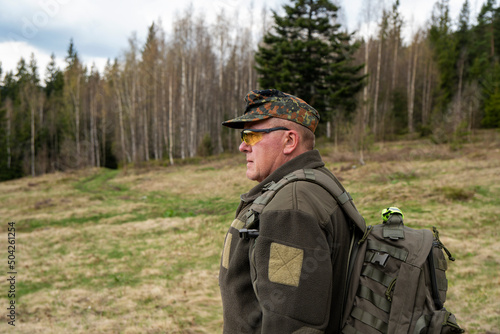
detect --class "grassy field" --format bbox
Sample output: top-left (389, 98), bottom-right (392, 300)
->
top-left (0, 131), bottom-right (499, 333)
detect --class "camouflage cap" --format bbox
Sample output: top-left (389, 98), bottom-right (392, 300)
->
top-left (222, 89), bottom-right (320, 133)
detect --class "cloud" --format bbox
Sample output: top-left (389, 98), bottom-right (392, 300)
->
top-left (0, 41), bottom-right (62, 77)
top-left (0, 40), bottom-right (109, 82)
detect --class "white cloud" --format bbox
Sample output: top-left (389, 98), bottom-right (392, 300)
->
top-left (0, 41), bottom-right (62, 77)
top-left (0, 0), bottom-right (486, 81)
top-left (0, 40), bottom-right (109, 81)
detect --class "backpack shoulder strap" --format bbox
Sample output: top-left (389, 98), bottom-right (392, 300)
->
top-left (248, 168), bottom-right (366, 233)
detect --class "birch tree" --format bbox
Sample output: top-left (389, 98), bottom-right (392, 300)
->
top-left (407, 31), bottom-right (420, 133)
top-left (64, 40), bottom-right (84, 168)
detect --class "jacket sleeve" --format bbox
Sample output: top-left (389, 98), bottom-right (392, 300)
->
top-left (249, 182), bottom-right (346, 333)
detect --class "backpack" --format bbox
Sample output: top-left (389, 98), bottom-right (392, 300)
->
top-left (238, 168), bottom-right (464, 334)
top-left (341, 207), bottom-right (464, 334)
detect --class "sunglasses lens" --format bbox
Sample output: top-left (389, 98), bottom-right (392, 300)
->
top-left (242, 131), bottom-right (263, 146)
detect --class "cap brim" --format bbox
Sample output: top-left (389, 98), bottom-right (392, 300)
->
top-left (221, 113), bottom-right (272, 129)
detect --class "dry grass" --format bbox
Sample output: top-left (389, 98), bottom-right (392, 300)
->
top-left (0, 131), bottom-right (499, 333)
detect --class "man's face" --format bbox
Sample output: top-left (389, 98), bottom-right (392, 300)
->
top-left (239, 119), bottom-right (288, 183)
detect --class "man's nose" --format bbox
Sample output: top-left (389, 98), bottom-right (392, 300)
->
top-left (239, 141), bottom-right (251, 153)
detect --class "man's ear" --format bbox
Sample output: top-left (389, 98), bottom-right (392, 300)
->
top-left (283, 130), bottom-right (299, 155)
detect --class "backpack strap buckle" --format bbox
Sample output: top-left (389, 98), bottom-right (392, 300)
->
top-left (239, 229), bottom-right (260, 240)
top-left (370, 252), bottom-right (390, 267)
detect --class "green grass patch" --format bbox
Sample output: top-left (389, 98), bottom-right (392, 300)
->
top-left (75, 169), bottom-right (125, 192)
top-left (17, 280), bottom-right (53, 301)
top-left (17, 212), bottom-right (126, 232)
top-left (438, 186), bottom-right (475, 201)
top-left (387, 170), bottom-right (419, 183)
top-left (145, 192), bottom-right (238, 218)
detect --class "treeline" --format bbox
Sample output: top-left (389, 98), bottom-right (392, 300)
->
top-left (1, 0), bottom-right (500, 181)
top-left (358, 0), bottom-right (500, 143)
top-left (0, 8), bottom-right (257, 180)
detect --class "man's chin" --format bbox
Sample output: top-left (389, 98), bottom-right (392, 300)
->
top-left (246, 170), bottom-right (259, 182)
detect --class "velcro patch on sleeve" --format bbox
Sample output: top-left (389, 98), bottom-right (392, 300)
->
top-left (268, 242), bottom-right (304, 287)
top-left (222, 233), bottom-right (232, 269)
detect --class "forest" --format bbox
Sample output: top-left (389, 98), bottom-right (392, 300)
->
top-left (1, 0), bottom-right (499, 181)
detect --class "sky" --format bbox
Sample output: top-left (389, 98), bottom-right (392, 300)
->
top-left (0, 0), bottom-right (487, 81)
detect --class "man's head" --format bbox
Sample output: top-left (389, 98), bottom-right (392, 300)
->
top-left (222, 89), bottom-right (320, 182)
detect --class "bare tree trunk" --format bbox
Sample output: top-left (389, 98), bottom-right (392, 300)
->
top-left (116, 86), bottom-right (130, 163)
top-left (190, 65), bottom-right (198, 157)
top-left (168, 76), bottom-right (174, 165)
top-left (6, 99), bottom-right (12, 169)
top-left (409, 47), bottom-right (418, 133)
top-left (180, 51), bottom-right (187, 160)
top-left (248, 3), bottom-right (254, 91)
top-left (31, 97), bottom-right (36, 177)
top-left (153, 70), bottom-right (159, 160)
top-left (363, 39), bottom-right (370, 127)
top-left (100, 94), bottom-right (105, 167)
top-left (422, 59), bottom-right (429, 125)
top-left (72, 73), bottom-right (81, 168)
top-left (216, 12), bottom-right (227, 154)
top-left (456, 51), bottom-right (465, 130)
top-left (373, 39), bottom-right (383, 136)
top-left (161, 66), bottom-right (168, 162)
top-left (130, 71), bottom-right (137, 163)
top-left (137, 77), bottom-right (149, 162)
top-left (407, 38), bottom-right (419, 134)
top-left (391, 32), bottom-right (399, 92)
top-left (424, 62), bottom-right (433, 126)
top-left (162, 66), bottom-right (168, 163)
top-left (93, 88), bottom-right (100, 167)
top-left (156, 70), bottom-right (163, 161)
top-left (90, 85), bottom-right (96, 167)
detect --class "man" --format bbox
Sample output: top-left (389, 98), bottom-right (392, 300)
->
top-left (219, 89), bottom-right (354, 333)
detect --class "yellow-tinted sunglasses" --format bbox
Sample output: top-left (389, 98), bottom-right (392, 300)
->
top-left (240, 127), bottom-right (289, 146)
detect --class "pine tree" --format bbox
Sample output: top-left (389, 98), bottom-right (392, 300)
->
top-left (470, 0), bottom-right (496, 78)
top-left (44, 54), bottom-right (65, 171)
top-left (482, 62), bottom-right (500, 127)
top-left (429, 0), bottom-right (457, 113)
top-left (64, 39), bottom-right (85, 168)
top-left (255, 0), bottom-right (364, 119)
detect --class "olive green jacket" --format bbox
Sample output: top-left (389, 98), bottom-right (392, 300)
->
top-left (219, 150), bottom-right (351, 333)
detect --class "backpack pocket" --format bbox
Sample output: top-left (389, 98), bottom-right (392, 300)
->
top-left (414, 308), bottom-right (464, 334)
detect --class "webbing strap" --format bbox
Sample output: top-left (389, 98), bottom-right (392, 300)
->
top-left (365, 252), bottom-right (390, 266)
top-left (248, 168), bottom-right (366, 233)
top-left (304, 168), bottom-right (316, 180)
top-left (351, 307), bottom-right (388, 333)
top-left (358, 285), bottom-right (391, 312)
top-left (342, 324), bottom-right (363, 334)
top-left (304, 168), bottom-right (365, 232)
top-left (382, 215), bottom-right (405, 240)
top-left (337, 191), bottom-right (352, 205)
top-left (437, 275), bottom-right (448, 292)
top-left (362, 265), bottom-right (395, 288)
top-left (253, 194), bottom-right (270, 205)
top-left (367, 239), bottom-right (409, 262)
top-left (413, 314), bottom-right (430, 334)
top-left (427, 247), bottom-right (444, 309)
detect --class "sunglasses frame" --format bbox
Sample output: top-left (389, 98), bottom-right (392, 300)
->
top-left (240, 127), bottom-right (290, 145)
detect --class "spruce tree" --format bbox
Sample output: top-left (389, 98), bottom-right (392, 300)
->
top-left (255, 0), bottom-right (364, 120)
top-left (429, 0), bottom-right (457, 112)
top-left (44, 54), bottom-right (66, 171)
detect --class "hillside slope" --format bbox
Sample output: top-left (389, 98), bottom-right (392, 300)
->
top-left (1, 133), bottom-right (499, 333)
